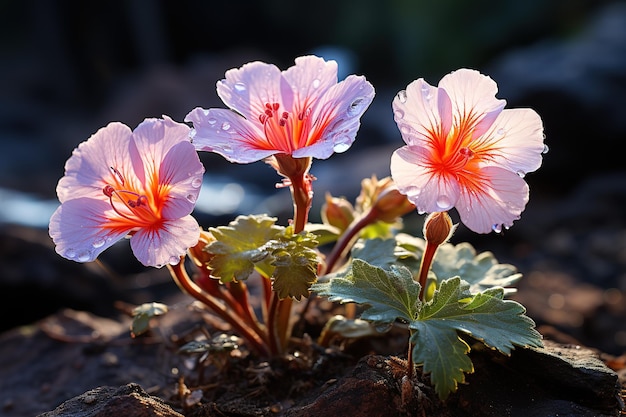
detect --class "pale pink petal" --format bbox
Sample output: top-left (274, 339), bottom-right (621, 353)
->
top-left (56, 122), bottom-right (133, 203)
top-left (292, 74), bottom-right (375, 159)
top-left (49, 198), bottom-right (129, 262)
top-left (390, 146), bottom-right (461, 213)
top-left (477, 108), bottom-right (545, 175)
top-left (130, 215), bottom-right (200, 267)
top-left (159, 141), bottom-right (205, 219)
top-left (439, 69), bottom-right (506, 122)
top-left (216, 61), bottom-right (283, 122)
top-left (456, 167), bottom-right (529, 234)
top-left (185, 107), bottom-right (276, 163)
top-left (282, 56), bottom-right (338, 107)
top-left (393, 79), bottom-right (442, 147)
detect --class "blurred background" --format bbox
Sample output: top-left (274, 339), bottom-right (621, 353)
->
top-left (0, 0), bottom-right (625, 354)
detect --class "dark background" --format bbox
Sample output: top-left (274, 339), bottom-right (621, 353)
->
top-left (0, 0), bottom-right (625, 353)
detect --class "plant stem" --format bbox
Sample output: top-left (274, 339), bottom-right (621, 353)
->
top-left (168, 259), bottom-right (271, 357)
top-left (417, 241), bottom-right (438, 300)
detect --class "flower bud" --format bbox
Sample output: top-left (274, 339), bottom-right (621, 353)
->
top-left (321, 193), bottom-right (355, 231)
top-left (372, 186), bottom-right (416, 223)
top-left (423, 212), bottom-right (456, 247)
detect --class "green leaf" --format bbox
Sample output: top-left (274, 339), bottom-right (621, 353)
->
top-left (130, 302), bottom-right (168, 337)
top-left (430, 243), bottom-right (523, 294)
top-left (311, 259), bottom-right (422, 324)
top-left (207, 214), bottom-right (283, 282)
top-left (269, 228), bottom-right (319, 300)
top-left (305, 223), bottom-right (341, 246)
top-left (410, 277), bottom-right (543, 399)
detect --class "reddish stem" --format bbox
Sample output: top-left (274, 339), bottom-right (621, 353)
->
top-left (417, 241), bottom-right (438, 300)
top-left (168, 259), bottom-right (271, 357)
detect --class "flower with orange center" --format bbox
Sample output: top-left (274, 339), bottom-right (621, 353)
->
top-left (390, 69), bottom-right (545, 233)
top-left (49, 116), bottom-right (205, 267)
top-left (184, 55), bottom-right (375, 163)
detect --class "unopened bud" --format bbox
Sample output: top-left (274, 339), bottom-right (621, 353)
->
top-left (423, 212), bottom-right (456, 247)
top-left (372, 186), bottom-right (416, 223)
top-left (321, 193), bottom-right (355, 231)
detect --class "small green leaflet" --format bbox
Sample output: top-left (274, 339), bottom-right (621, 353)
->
top-left (412, 277), bottom-right (543, 399)
top-left (270, 227), bottom-right (319, 300)
top-left (130, 302), bottom-right (168, 337)
top-left (207, 214), bottom-right (319, 299)
top-left (207, 215), bottom-right (283, 282)
top-left (312, 259), bottom-right (422, 324)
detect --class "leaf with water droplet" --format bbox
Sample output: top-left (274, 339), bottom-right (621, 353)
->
top-left (131, 302), bottom-right (168, 337)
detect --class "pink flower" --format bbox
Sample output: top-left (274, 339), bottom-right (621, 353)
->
top-left (390, 69), bottom-right (545, 234)
top-left (49, 116), bottom-right (205, 267)
top-left (185, 55), bottom-right (375, 163)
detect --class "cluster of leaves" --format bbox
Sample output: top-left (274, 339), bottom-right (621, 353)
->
top-left (205, 214), bottom-right (320, 300)
top-left (312, 236), bottom-right (543, 399)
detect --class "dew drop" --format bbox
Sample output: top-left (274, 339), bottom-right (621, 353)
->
top-left (207, 118), bottom-right (217, 125)
top-left (516, 170), bottom-right (526, 178)
top-left (417, 208), bottom-right (426, 215)
top-left (186, 194), bottom-right (197, 203)
top-left (400, 125), bottom-right (411, 135)
top-left (191, 178), bottom-right (202, 188)
top-left (312, 78), bottom-right (320, 89)
top-left (436, 195), bottom-right (452, 210)
top-left (496, 128), bottom-right (505, 136)
top-left (492, 224), bottom-right (502, 233)
top-left (333, 142), bottom-right (351, 153)
top-left (92, 238), bottom-right (106, 249)
top-left (77, 251), bottom-right (91, 262)
top-left (234, 82), bottom-right (246, 92)
top-left (394, 109), bottom-right (405, 120)
top-left (65, 248), bottom-right (77, 259)
top-left (169, 256), bottom-right (180, 265)
top-left (347, 97), bottom-right (366, 116)
top-left (403, 186), bottom-right (421, 197)
top-left (221, 122), bottom-right (230, 131)
top-left (396, 90), bottom-right (407, 103)
top-left (542, 144), bottom-right (550, 154)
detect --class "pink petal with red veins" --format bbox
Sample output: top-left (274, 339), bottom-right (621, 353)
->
top-left (130, 215), bottom-right (200, 267)
top-left (159, 140), bottom-right (205, 219)
top-left (185, 107), bottom-right (276, 163)
top-left (49, 198), bottom-right (129, 262)
top-left (217, 61), bottom-right (283, 122)
top-left (57, 122), bottom-right (133, 203)
top-left (456, 167), bottom-right (529, 234)
top-left (390, 146), bottom-right (461, 214)
top-left (292, 74), bottom-right (375, 159)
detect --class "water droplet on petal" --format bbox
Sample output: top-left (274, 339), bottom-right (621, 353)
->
top-left (403, 185), bottom-right (421, 197)
top-left (436, 195), bottom-right (452, 210)
top-left (234, 82), bottom-right (246, 92)
top-left (333, 142), bottom-right (351, 153)
top-left (417, 208), bottom-right (426, 215)
top-left (221, 122), bottom-right (230, 131)
top-left (400, 125), bottom-right (411, 135)
top-left (396, 90), bottom-right (407, 103)
top-left (207, 118), bottom-right (217, 125)
top-left (65, 248), bottom-right (77, 259)
top-left (496, 128), bottom-right (505, 136)
top-left (347, 97), bottom-right (367, 116)
top-left (186, 194), bottom-right (197, 203)
top-left (542, 144), bottom-right (549, 154)
top-left (312, 78), bottom-right (320, 89)
top-left (516, 170), bottom-right (526, 178)
top-left (492, 224), bottom-right (502, 233)
top-left (92, 238), bottom-right (106, 248)
top-left (394, 109), bottom-right (404, 120)
top-left (77, 251), bottom-right (91, 262)
top-left (191, 178), bottom-right (202, 188)
top-left (169, 256), bottom-right (180, 265)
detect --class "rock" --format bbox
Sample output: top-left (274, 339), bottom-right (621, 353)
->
top-left (37, 383), bottom-right (183, 417)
